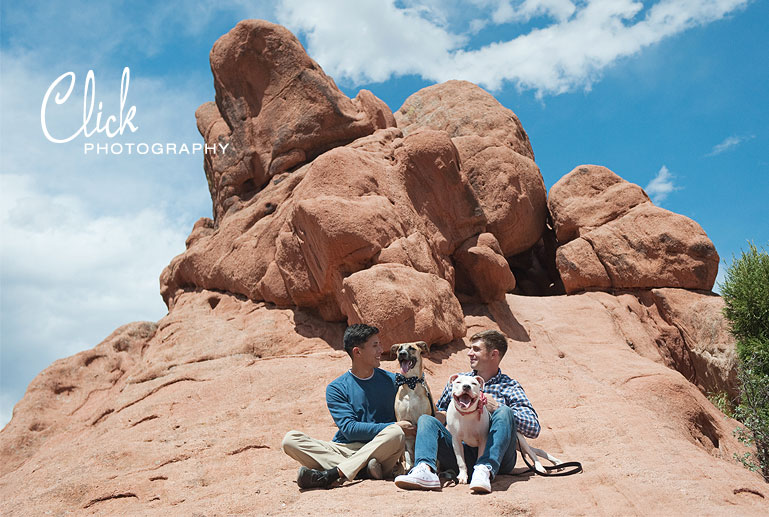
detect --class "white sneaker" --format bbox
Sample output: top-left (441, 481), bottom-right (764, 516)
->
top-left (394, 462), bottom-right (440, 490)
top-left (469, 464), bottom-right (492, 493)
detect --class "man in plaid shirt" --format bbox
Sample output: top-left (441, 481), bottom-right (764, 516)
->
top-left (395, 329), bottom-right (540, 493)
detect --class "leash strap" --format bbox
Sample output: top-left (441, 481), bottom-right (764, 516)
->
top-left (517, 442), bottom-right (583, 477)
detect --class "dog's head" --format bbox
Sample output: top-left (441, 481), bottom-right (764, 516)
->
top-left (390, 341), bottom-right (428, 376)
top-left (449, 374), bottom-right (485, 412)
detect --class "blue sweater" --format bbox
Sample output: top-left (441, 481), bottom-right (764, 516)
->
top-left (326, 368), bottom-right (398, 443)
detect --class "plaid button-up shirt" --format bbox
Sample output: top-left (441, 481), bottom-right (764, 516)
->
top-left (436, 369), bottom-right (541, 439)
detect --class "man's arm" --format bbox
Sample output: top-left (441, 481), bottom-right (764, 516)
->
top-left (507, 383), bottom-right (540, 439)
top-left (326, 383), bottom-right (390, 442)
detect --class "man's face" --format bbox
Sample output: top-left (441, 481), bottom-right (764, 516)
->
top-left (355, 334), bottom-right (382, 369)
top-left (467, 339), bottom-right (496, 371)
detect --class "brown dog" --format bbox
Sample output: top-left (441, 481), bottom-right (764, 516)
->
top-left (391, 341), bottom-right (434, 471)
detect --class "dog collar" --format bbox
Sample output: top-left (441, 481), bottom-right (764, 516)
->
top-left (395, 373), bottom-right (425, 390)
top-left (453, 391), bottom-right (487, 420)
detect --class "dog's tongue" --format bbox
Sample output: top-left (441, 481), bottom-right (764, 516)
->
top-left (400, 360), bottom-right (414, 375)
top-left (458, 393), bottom-right (473, 409)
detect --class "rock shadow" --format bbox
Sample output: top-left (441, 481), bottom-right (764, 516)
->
top-left (426, 337), bottom-right (469, 365)
top-left (463, 301), bottom-right (531, 343)
top-left (259, 303), bottom-right (346, 352)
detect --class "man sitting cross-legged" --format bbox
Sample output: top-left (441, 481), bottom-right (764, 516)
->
top-left (282, 323), bottom-right (415, 489)
top-left (394, 329), bottom-right (540, 493)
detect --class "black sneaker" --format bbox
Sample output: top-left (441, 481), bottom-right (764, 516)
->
top-left (296, 467), bottom-right (338, 489)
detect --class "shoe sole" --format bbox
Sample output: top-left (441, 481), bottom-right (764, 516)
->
top-left (470, 483), bottom-right (491, 494)
top-left (394, 479), bottom-right (440, 491)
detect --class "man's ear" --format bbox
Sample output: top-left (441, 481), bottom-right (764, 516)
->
top-left (390, 344), bottom-right (399, 358)
top-left (475, 376), bottom-right (485, 390)
top-left (449, 373), bottom-right (459, 383)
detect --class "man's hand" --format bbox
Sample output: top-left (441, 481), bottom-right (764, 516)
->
top-left (396, 421), bottom-right (417, 437)
top-left (435, 411), bottom-right (447, 425)
top-left (485, 394), bottom-right (500, 413)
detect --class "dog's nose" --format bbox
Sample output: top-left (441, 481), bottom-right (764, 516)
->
top-left (462, 384), bottom-right (471, 391)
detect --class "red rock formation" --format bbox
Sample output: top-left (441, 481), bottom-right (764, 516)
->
top-left (396, 80), bottom-right (547, 257)
top-left (550, 165), bottom-right (719, 293)
top-left (199, 19), bottom-right (396, 221)
top-left (0, 290), bottom-right (763, 515)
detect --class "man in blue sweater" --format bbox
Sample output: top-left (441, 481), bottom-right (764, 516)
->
top-left (282, 324), bottom-right (414, 489)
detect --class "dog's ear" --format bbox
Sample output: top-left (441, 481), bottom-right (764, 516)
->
top-left (390, 344), bottom-right (400, 358)
top-left (449, 373), bottom-right (459, 384)
top-left (475, 375), bottom-right (485, 390)
top-left (416, 341), bottom-right (429, 355)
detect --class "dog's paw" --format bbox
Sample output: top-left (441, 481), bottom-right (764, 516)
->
top-left (534, 461), bottom-right (546, 474)
top-left (457, 471), bottom-right (468, 484)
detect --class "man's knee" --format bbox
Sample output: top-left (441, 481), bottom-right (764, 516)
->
top-left (417, 414), bottom-right (441, 430)
top-left (382, 423), bottom-right (406, 446)
top-left (491, 405), bottom-right (515, 427)
top-left (281, 429), bottom-right (306, 453)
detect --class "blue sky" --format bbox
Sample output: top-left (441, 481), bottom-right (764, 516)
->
top-left (1, 0), bottom-right (767, 427)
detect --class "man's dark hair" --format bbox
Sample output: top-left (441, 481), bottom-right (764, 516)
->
top-left (343, 324), bottom-right (380, 357)
top-left (470, 329), bottom-right (508, 358)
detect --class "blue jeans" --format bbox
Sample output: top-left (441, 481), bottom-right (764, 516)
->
top-left (414, 405), bottom-right (518, 477)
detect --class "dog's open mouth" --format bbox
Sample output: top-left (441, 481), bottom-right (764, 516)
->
top-left (400, 358), bottom-right (416, 374)
top-left (453, 393), bottom-right (476, 410)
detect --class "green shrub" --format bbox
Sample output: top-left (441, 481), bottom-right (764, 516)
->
top-left (733, 348), bottom-right (769, 480)
top-left (721, 243), bottom-right (769, 342)
top-left (721, 243), bottom-right (769, 482)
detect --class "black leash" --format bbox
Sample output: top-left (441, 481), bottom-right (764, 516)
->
top-left (517, 442), bottom-right (583, 476)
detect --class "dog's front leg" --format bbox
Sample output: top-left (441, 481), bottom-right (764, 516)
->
top-left (476, 434), bottom-right (488, 471)
top-left (451, 438), bottom-right (468, 483)
top-left (404, 437), bottom-right (415, 471)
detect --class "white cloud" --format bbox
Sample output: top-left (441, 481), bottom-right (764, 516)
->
top-left (276, 0), bottom-right (466, 84)
top-left (0, 173), bottom-right (190, 429)
top-left (645, 164), bottom-right (678, 205)
top-left (0, 50), bottom-right (210, 428)
top-left (707, 134), bottom-right (755, 156)
top-left (277, 0), bottom-right (749, 95)
top-left (492, 0), bottom-right (577, 23)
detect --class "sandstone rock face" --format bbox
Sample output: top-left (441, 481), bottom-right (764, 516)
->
top-left (650, 288), bottom-right (739, 399)
top-left (395, 80), bottom-right (534, 161)
top-left (164, 126), bottom-right (487, 341)
top-left (1, 291), bottom-right (763, 516)
top-left (549, 165), bottom-right (719, 293)
top-left (396, 81), bottom-right (547, 257)
top-left (339, 264), bottom-right (465, 348)
top-left (454, 232), bottom-right (516, 302)
top-left (163, 26), bottom-right (539, 347)
top-left (548, 165), bottom-right (649, 243)
top-left (199, 20), bottom-right (396, 221)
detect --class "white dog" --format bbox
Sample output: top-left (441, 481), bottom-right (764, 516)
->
top-left (446, 374), bottom-right (563, 489)
top-left (446, 374), bottom-right (490, 485)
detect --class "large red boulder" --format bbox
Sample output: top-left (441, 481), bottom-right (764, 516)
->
top-left (199, 20), bottom-right (395, 220)
top-left (454, 233), bottom-right (516, 302)
top-left (339, 264), bottom-right (465, 348)
top-left (548, 165), bottom-right (649, 243)
top-left (395, 81), bottom-right (547, 257)
top-left (550, 165), bottom-right (719, 293)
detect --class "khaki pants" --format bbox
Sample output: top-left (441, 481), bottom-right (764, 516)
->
top-left (282, 424), bottom-right (405, 481)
